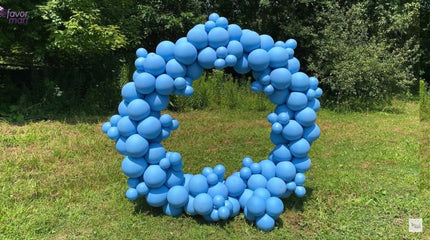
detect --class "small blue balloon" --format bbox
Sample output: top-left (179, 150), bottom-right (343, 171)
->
top-left (277, 112), bottom-right (290, 125)
top-left (115, 137), bottom-right (127, 155)
top-left (309, 76), bottom-right (319, 90)
top-left (268, 47), bottom-right (289, 68)
top-left (207, 173), bottom-right (219, 186)
top-left (253, 188), bottom-right (271, 200)
top-left (186, 62), bottom-right (203, 80)
top-left (208, 182), bottom-right (228, 198)
top-left (215, 17), bottom-right (228, 28)
top-left (118, 100), bottom-right (128, 116)
top-left (247, 174), bottom-right (267, 190)
top-left (239, 189), bottom-right (254, 209)
top-left (185, 196), bottom-right (196, 215)
top-left (166, 59), bottom-right (187, 78)
top-left (165, 170), bottom-right (185, 188)
top-left (155, 74), bottom-right (175, 95)
top-left (227, 40), bottom-right (244, 58)
top-left (145, 143), bottom-right (166, 164)
top-left (163, 203), bottom-right (184, 217)
top-left (126, 134), bottom-right (149, 157)
top-left (285, 39), bottom-right (297, 49)
top-left (225, 54), bottom-right (237, 66)
top-left (225, 175), bottom-right (246, 197)
top-left (266, 177), bottom-right (287, 197)
top-left (294, 186), bottom-right (306, 197)
top-left (214, 58), bottom-right (226, 69)
top-left (268, 89), bottom-right (289, 105)
top-left (303, 124), bottom-right (320, 144)
top-left (146, 186), bottom-right (168, 207)
top-left (145, 92), bottom-right (169, 111)
top-left (295, 173), bottom-right (306, 186)
top-left (102, 122), bottom-right (111, 133)
top-left (127, 99), bottom-right (150, 121)
top-left (107, 127), bottom-right (120, 140)
top-left (270, 68), bottom-right (291, 90)
top-left (259, 159), bottom-right (276, 179)
top-left (198, 47), bottom-right (217, 69)
top-left (135, 57), bottom-right (145, 71)
top-left (216, 46), bottom-right (228, 58)
top-left (156, 40), bottom-right (175, 61)
top-left (264, 84), bottom-right (275, 96)
top-left (126, 188), bottom-right (139, 200)
top-left (271, 122), bottom-right (283, 134)
top-left (287, 92), bottom-right (308, 111)
top-left (246, 195), bottom-right (266, 217)
top-left (137, 116), bottom-right (162, 140)
top-left (267, 113), bottom-right (278, 124)
top-left (209, 13), bottom-right (219, 22)
top-left (136, 48), bottom-right (148, 57)
top-left (290, 72), bottom-right (310, 92)
top-left (248, 49), bottom-right (270, 71)
top-left (136, 182), bottom-right (149, 195)
top-left (204, 20), bottom-right (216, 32)
top-left (188, 174), bottom-right (209, 197)
top-left (272, 144), bottom-right (292, 162)
top-left (288, 57), bottom-right (300, 74)
top-left (218, 206), bottom-right (230, 220)
top-left (265, 197), bottom-right (284, 218)
top-left (295, 107), bottom-right (316, 127)
top-left (260, 34), bottom-right (275, 51)
top-left (234, 56), bottom-right (250, 74)
top-left (121, 82), bottom-right (140, 102)
top-left (286, 181), bottom-right (297, 191)
top-left (251, 81), bottom-right (263, 93)
top-left (121, 156), bottom-right (147, 178)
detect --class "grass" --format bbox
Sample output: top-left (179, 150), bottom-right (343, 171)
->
top-left (0, 100), bottom-right (428, 239)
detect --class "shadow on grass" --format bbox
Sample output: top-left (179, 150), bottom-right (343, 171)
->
top-left (132, 187), bottom-right (313, 231)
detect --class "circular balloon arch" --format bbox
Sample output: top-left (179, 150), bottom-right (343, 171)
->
top-left (101, 13), bottom-right (322, 231)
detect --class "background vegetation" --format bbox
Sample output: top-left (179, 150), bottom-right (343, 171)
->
top-left (0, 0), bottom-right (428, 121)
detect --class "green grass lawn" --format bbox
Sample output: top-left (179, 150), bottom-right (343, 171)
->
top-left (0, 100), bottom-right (428, 239)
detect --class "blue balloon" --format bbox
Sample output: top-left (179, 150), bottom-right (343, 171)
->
top-left (282, 120), bottom-right (303, 141)
top-left (309, 76), bottom-right (319, 90)
top-left (156, 40), bottom-right (175, 61)
top-left (187, 27), bottom-right (208, 50)
top-left (166, 59), bottom-right (187, 79)
top-left (146, 186), bottom-right (168, 207)
top-left (126, 134), bottom-right (149, 158)
top-left (287, 92), bottom-right (308, 111)
top-left (193, 193), bottom-right (213, 215)
top-left (264, 84), bottom-right (275, 96)
top-left (167, 185), bottom-right (189, 208)
top-left (288, 57), bottom-right (300, 74)
top-left (216, 46), bottom-right (228, 58)
top-left (225, 54), bottom-right (237, 66)
top-left (117, 116), bottom-right (136, 137)
top-left (274, 40), bottom-right (286, 47)
top-left (294, 186), bottom-right (306, 197)
top-left (208, 182), bottom-right (228, 198)
top-left (185, 196), bottom-right (196, 215)
top-left (209, 13), bottom-right (220, 22)
top-left (234, 56), bottom-right (250, 74)
top-left (228, 197), bottom-right (241, 216)
top-left (243, 157), bottom-right (254, 168)
top-left (266, 177), bottom-right (287, 197)
top-left (198, 47), bottom-right (217, 69)
top-left (126, 188), bottom-right (139, 200)
top-left (270, 68), bottom-right (291, 90)
top-left (315, 87), bottom-right (323, 98)
top-left (134, 72), bottom-right (156, 94)
top-left (227, 40), bottom-right (244, 58)
top-left (268, 89), bottom-right (289, 105)
top-left (187, 62), bottom-right (203, 80)
top-left (225, 175), bottom-right (246, 197)
top-left (253, 187), bottom-right (271, 200)
top-left (246, 195), bottom-right (265, 217)
top-left (275, 161), bottom-right (296, 181)
top-left (166, 170), bottom-right (185, 188)
top-left (286, 48), bottom-right (295, 59)
top-left (204, 20), bottom-right (216, 32)
top-left (291, 156), bottom-right (311, 173)
top-left (145, 143), bottom-right (165, 164)
top-left (259, 159), bottom-right (276, 179)
top-left (295, 107), bottom-right (316, 127)
top-left (289, 138), bottom-right (311, 158)
top-left (256, 214), bottom-right (275, 231)
top-left (270, 132), bottom-right (287, 145)
top-left (188, 174), bottom-right (209, 197)
top-left (248, 49), bottom-right (270, 71)
top-left (271, 122), bottom-right (283, 134)
top-left (215, 17), bottom-right (228, 28)
top-left (143, 53), bottom-right (166, 76)
top-left (118, 100), bottom-right (128, 116)
top-left (207, 172), bottom-right (218, 186)
top-left (295, 173), bottom-right (306, 186)
top-left (136, 48), bottom-right (148, 57)
top-left (260, 34), bottom-right (275, 51)
top-left (272, 144), bottom-right (292, 162)
top-left (247, 174), bottom-right (267, 190)
top-left (240, 30), bottom-right (260, 52)
top-left (145, 92), bottom-right (169, 111)
top-left (127, 99), bottom-right (150, 121)
top-left (303, 124), bottom-right (321, 144)
top-left (285, 39), bottom-right (297, 49)
top-left (159, 114), bottom-right (173, 128)
top-left (137, 116), bottom-right (162, 140)
top-left (122, 156), bottom-right (147, 178)
top-left (121, 82), bottom-right (140, 102)
top-left (163, 203), bottom-right (184, 217)
top-left (115, 137), bottom-right (128, 155)
top-left (267, 113), bottom-right (278, 124)
top-left (107, 127), bottom-right (120, 140)
top-left (251, 81), bottom-right (263, 93)
top-left (290, 72), bottom-right (310, 92)
top-left (239, 189), bottom-right (254, 208)
top-left (218, 206), bottom-right (230, 220)
top-left (208, 27), bottom-right (229, 48)
top-left (214, 58), bottom-right (226, 69)
top-left (102, 122), bottom-right (111, 133)
top-left (227, 24), bottom-right (242, 40)
top-left (250, 162), bottom-right (262, 174)
top-left (286, 181), bottom-right (297, 191)
top-left (144, 165), bottom-right (167, 188)
top-left (277, 112), bottom-right (290, 125)
top-left (136, 182), bottom-right (149, 196)
top-left (135, 57), bottom-right (145, 71)
top-left (265, 197), bottom-right (284, 218)
top-left (268, 47), bottom-right (289, 68)
top-left (174, 42), bottom-right (198, 65)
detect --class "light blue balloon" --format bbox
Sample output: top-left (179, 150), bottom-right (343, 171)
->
top-left (251, 81), bottom-right (263, 93)
top-left (225, 54), bottom-right (237, 66)
top-left (107, 126), bottom-right (120, 140)
top-left (215, 16), bottom-right (228, 28)
top-left (269, 47), bottom-right (289, 68)
top-left (229, 197), bottom-right (241, 216)
top-left (102, 122), bottom-right (111, 133)
top-left (188, 174), bottom-right (209, 197)
top-left (287, 92), bottom-right (308, 111)
top-left (204, 20), bottom-right (216, 32)
top-left (286, 181), bottom-right (297, 191)
top-left (144, 165), bottom-right (166, 188)
top-left (135, 57), bottom-right (145, 71)
top-left (218, 206), bottom-right (230, 220)
top-left (250, 162), bottom-right (262, 174)
top-left (260, 34), bottom-right (275, 51)
top-left (121, 156), bottom-right (147, 178)
top-left (282, 120), bottom-right (303, 141)
top-left (156, 40), bottom-right (175, 61)
top-left (309, 76), bottom-right (319, 90)
top-left (174, 42), bottom-right (198, 65)
top-left (294, 186), bottom-right (306, 197)
top-left (159, 114), bottom-right (173, 128)
top-left (214, 58), bottom-right (226, 69)
top-left (295, 173), bottom-right (306, 186)
top-left (167, 185), bottom-right (189, 208)
top-left (268, 89), bottom-right (289, 104)
top-left (186, 62), bottom-right (203, 80)
top-left (274, 40), bottom-right (286, 47)
top-left (208, 182), bottom-right (228, 198)
top-left (271, 122), bottom-right (283, 134)
top-left (266, 177), bottom-right (286, 197)
top-left (243, 157), bottom-right (254, 168)
top-left (126, 188), bottom-right (139, 200)
top-left (146, 186), bottom-right (168, 207)
top-left (295, 107), bottom-right (316, 127)
top-left (126, 134), bottom-right (149, 158)
top-left (308, 98), bottom-right (321, 112)
top-left (207, 172), bottom-right (219, 186)
top-left (136, 48), bottom-right (148, 57)
top-left (275, 161), bottom-right (296, 181)
top-left (265, 197), bottom-right (284, 218)
top-left (240, 30), bottom-right (260, 52)
top-left (136, 182), bottom-right (149, 196)
top-left (213, 195), bottom-right (225, 208)
top-left (285, 38), bottom-right (297, 49)
top-left (165, 170), bottom-right (185, 188)
top-left (198, 47), bottom-right (217, 69)
top-left (303, 124), bottom-right (320, 144)
top-left (225, 175), bottom-right (246, 197)
top-left (270, 132), bottom-right (287, 145)
top-left (239, 188), bottom-right (254, 208)
top-left (137, 116), bottom-right (162, 139)
top-left (127, 99), bottom-right (150, 121)
top-left (270, 68), bottom-right (291, 90)
top-left (277, 112), bottom-right (290, 125)
top-left (185, 196), bottom-right (196, 215)
top-left (247, 174), bottom-right (267, 190)
top-left (209, 13), bottom-right (219, 22)
top-left (289, 138), bottom-right (311, 158)
top-left (259, 159), bottom-right (276, 179)
top-left (272, 144), bottom-right (292, 162)
top-left (166, 59), bottom-right (187, 78)
top-left (227, 40), bottom-right (244, 58)
top-left (246, 195), bottom-right (265, 217)
top-left (143, 53), bottom-right (166, 76)
top-left (248, 49), bottom-right (270, 71)
top-left (253, 188), bottom-right (271, 200)
top-left (118, 100), bottom-right (128, 116)
top-left (145, 143), bottom-right (165, 164)
top-left (163, 203), bottom-right (184, 217)
top-left (117, 116), bottom-right (136, 137)
top-left (263, 84), bottom-right (275, 95)
top-left (194, 193), bottom-right (213, 215)
top-left (208, 27), bottom-right (229, 48)
top-left (291, 72), bottom-right (310, 92)
top-left (216, 46), bottom-right (228, 58)
top-left (234, 56), bottom-right (250, 74)
top-left (134, 72), bottom-right (156, 94)
top-left (187, 27), bottom-right (208, 50)
top-left (115, 137), bottom-right (127, 155)
top-left (145, 92), bottom-right (169, 111)
top-left (227, 24), bottom-right (242, 40)
top-left (267, 113), bottom-right (278, 124)
top-left (288, 57), bottom-right (300, 74)
top-left (286, 48), bottom-right (294, 59)
top-left (292, 156), bottom-right (311, 173)
top-left (121, 82), bottom-right (139, 102)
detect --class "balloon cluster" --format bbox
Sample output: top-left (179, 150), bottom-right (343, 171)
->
top-left (101, 13), bottom-right (322, 231)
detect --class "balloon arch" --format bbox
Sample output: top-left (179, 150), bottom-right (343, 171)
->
top-left (101, 13), bottom-right (322, 231)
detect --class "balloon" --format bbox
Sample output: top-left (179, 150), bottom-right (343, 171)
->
top-left (248, 49), bottom-right (270, 71)
top-left (240, 30), bottom-right (260, 52)
top-left (167, 186), bottom-right (189, 208)
top-left (187, 27), bottom-right (208, 50)
top-left (174, 42), bottom-right (198, 65)
top-left (127, 99), bottom-right (150, 121)
top-left (156, 40), bottom-right (175, 61)
top-left (134, 72), bottom-right (156, 94)
top-left (144, 165), bottom-right (167, 188)
top-left (166, 59), bottom-right (187, 79)
top-left (268, 47), bottom-right (289, 68)
top-left (121, 82), bottom-right (140, 102)
top-left (143, 53), bottom-right (166, 76)
top-left (193, 193), bottom-right (213, 215)
top-left (208, 27), bottom-right (229, 48)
